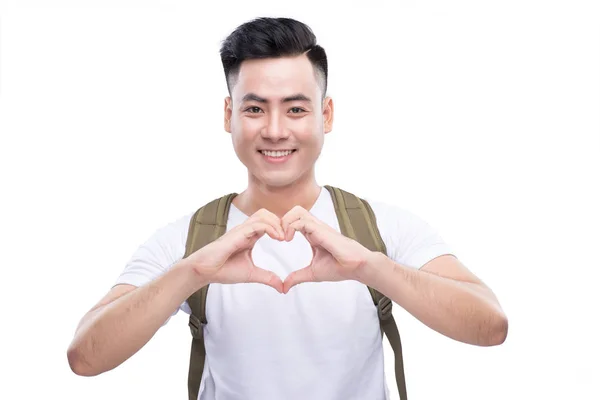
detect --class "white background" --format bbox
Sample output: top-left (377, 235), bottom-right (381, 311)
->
top-left (1, 1), bottom-right (599, 399)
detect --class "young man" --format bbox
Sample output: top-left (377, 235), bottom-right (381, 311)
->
top-left (67, 17), bottom-right (508, 400)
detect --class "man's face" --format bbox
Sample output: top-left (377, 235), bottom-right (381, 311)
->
top-left (224, 54), bottom-right (333, 189)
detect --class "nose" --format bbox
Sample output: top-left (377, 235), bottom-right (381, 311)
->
top-left (261, 115), bottom-right (290, 141)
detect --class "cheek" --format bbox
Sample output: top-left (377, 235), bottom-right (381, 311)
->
top-left (294, 117), bottom-right (321, 138)
top-left (234, 119), bottom-right (262, 142)
top-left (231, 119), bottom-right (256, 141)
top-left (299, 125), bottom-right (324, 146)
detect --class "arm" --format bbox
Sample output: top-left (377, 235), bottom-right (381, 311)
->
top-left (67, 208), bottom-right (284, 377)
top-left (278, 204), bottom-right (508, 346)
top-left (359, 253), bottom-right (508, 346)
top-left (67, 259), bottom-right (205, 376)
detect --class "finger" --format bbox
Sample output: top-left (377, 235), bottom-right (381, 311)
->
top-left (288, 218), bottom-right (322, 245)
top-left (248, 266), bottom-right (284, 293)
top-left (281, 206), bottom-right (310, 240)
top-left (246, 222), bottom-right (281, 242)
top-left (227, 222), bottom-right (278, 255)
top-left (283, 265), bottom-right (316, 294)
top-left (284, 221), bottom-right (298, 242)
top-left (250, 209), bottom-right (285, 240)
top-left (218, 221), bottom-right (284, 271)
top-left (284, 215), bottom-right (311, 242)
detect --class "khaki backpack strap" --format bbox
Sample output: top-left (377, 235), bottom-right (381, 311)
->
top-left (324, 185), bottom-right (408, 400)
top-left (183, 193), bottom-right (237, 400)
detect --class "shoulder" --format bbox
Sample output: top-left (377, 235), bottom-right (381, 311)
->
top-left (115, 210), bottom-right (196, 287)
top-left (363, 196), bottom-right (416, 228)
top-left (139, 210), bottom-right (196, 257)
top-left (362, 196), bottom-right (425, 245)
top-left (361, 195), bottom-right (455, 269)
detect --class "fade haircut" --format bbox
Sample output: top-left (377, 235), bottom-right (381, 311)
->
top-left (220, 17), bottom-right (328, 100)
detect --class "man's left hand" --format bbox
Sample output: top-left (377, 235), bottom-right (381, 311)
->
top-left (280, 206), bottom-right (375, 294)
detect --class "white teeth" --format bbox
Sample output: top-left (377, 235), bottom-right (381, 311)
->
top-left (261, 150), bottom-right (294, 157)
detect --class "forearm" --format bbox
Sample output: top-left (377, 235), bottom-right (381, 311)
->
top-left (360, 252), bottom-right (507, 346)
top-left (68, 260), bottom-right (205, 376)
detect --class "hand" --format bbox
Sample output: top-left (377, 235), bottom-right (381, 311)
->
top-left (280, 206), bottom-right (374, 294)
top-left (187, 208), bottom-right (286, 293)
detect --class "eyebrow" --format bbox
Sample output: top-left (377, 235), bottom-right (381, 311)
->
top-left (241, 93), bottom-right (312, 104)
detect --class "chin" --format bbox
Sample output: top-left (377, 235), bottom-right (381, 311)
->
top-left (263, 177), bottom-right (299, 189)
top-left (253, 172), bottom-right (303, 189)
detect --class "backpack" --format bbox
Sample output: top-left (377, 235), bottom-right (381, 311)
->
top-left (182, 185), bottom-right (408, 400)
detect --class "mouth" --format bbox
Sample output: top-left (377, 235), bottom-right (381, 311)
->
top-left (258, 149), bottom-right (297, 157)
top-left (257, 149), bottom-right (297, 163)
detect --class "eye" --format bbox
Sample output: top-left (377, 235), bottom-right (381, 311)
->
top-left (245, 106), bottom-right (263, 113)
top-left (289, 107), bottom-right (306, 114)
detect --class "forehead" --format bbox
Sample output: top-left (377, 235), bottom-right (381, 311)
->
top-left (233, 54), bottom-right (320, 101)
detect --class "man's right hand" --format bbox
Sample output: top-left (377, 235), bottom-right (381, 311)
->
top-left (185, 208), bottom-right (286, 293)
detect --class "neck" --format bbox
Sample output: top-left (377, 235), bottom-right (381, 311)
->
top-left (233, 170), bottom-right (322, 218)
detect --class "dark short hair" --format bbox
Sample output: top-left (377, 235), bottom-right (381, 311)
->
top-left (220, 17), bottom-right (328, 100)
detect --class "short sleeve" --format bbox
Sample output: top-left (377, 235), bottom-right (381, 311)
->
top-left (114, 211), bottom-right (195, 322)
top-left (367, 199), bottom-right (456, 269)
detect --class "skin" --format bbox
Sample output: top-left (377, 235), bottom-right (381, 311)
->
top-left (223, 52), bottom-right (332, 218)
top-left (67, 50), bottom-right (506, 378)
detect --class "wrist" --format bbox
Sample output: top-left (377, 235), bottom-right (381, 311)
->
top-left (355, 250), bottom-right (390, 287)
top-left (172, 258), bottom-right (211, 293)
top-left (183, 241), bottom-right (226, 284)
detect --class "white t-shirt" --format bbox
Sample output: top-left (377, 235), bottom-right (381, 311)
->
top-left (115, 187), bottom-right (455, 400)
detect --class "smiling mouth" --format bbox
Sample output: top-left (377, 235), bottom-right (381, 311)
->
top-left (258, 149), bottom-right (297, 158)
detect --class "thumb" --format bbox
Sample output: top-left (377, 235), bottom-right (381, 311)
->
top-left (283, 266), bottom-right (316, 294)
top-left (248, 266), bottom-right (284, 293)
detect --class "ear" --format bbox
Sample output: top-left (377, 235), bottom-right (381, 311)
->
top-left (322, 96), bottom-right (334, 134)
top-left (224, 96), bottom-right (232, 133)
